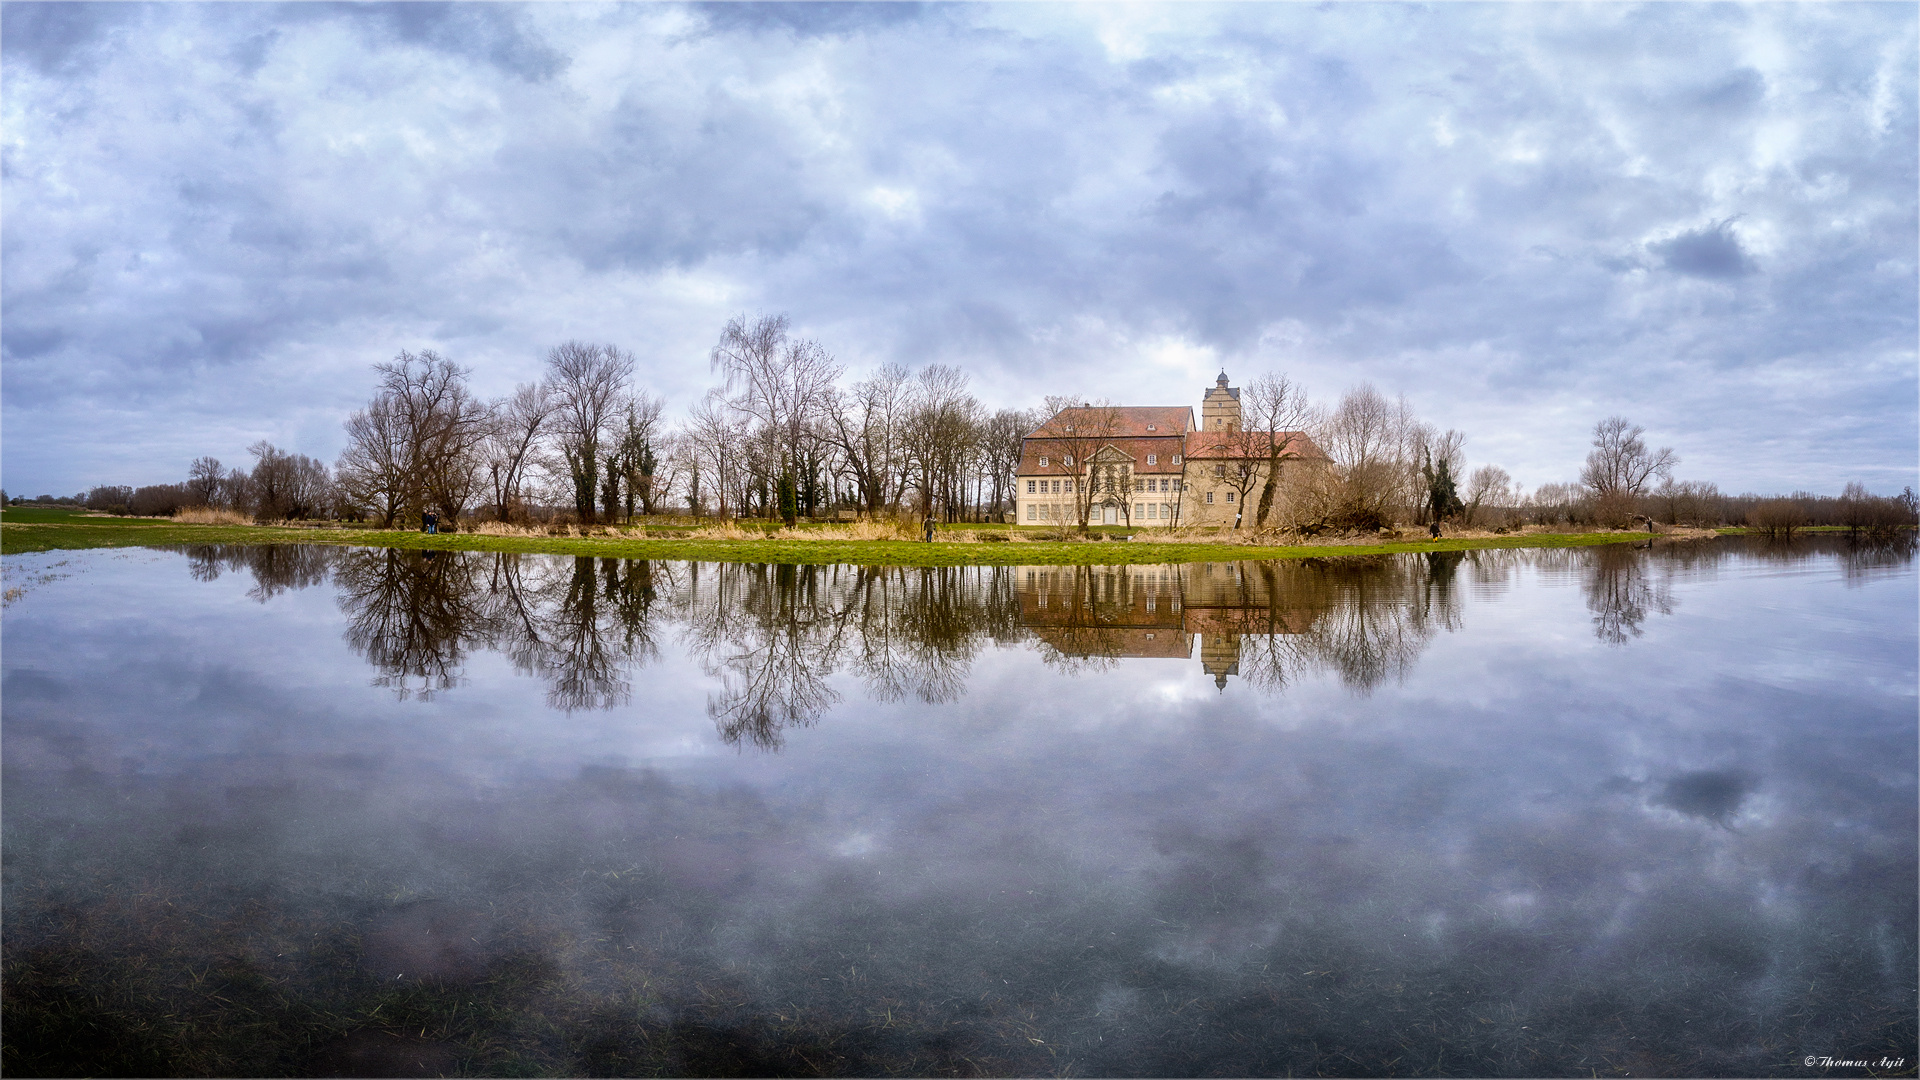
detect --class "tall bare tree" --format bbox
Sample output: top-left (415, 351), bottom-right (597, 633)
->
top-left (1243, 373), bottom-right (1318, 529)
top-left (187, 456), bottom-right (224, 508)
top-left (484, 383), bottom-right (555, 521)
top-left (1463, 464), bottom-right (1513, 526)
top-left (1581, 416), bottom-right (1676, 499)
top-left (1310, 383), bottom-right (1419, 530)
top-left (825, 363), bottom-right (913, 516)
top-left (545, 341), bottom-right (635, 524)
top-left (337, 396), bottom-right (411, 526)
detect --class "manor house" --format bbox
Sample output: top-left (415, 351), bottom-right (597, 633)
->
top-left (1015, 373), bottom-right (1325, 528)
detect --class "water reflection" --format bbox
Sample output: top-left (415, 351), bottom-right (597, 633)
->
top-left (6, 535), bottom-right (1913, 1076)
top-left (169, 534), bottom-right (1917, 730)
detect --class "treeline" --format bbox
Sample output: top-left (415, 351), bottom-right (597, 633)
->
top-left (146, 313), bottom-right (1038, 528)
top-left (28, 314), bottom-right (1918, 535)
top-left (1262, 391), bottom-right (1916, 536)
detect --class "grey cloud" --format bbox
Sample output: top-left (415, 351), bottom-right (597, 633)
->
top-left (1653, 218), bottom-right (1758, 279)
top-left (320, 2), bottom-right (568, 81)
top-left (690, 1), bottom-right (935, 38)
top-left (0, 1), bottom-right (133, 75)
top-left (1, 3), bottom-right (1913, 495)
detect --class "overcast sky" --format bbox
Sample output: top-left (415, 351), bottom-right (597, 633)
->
top-left (4, 1), bottom-right (1914, 497)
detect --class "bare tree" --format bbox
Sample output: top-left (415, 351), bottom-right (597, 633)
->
top-left (484, 383), bottom-right (554, 522)
top-left (1581, 416), bottom-right (1676, 528)
top-left (978, 408), bottom-right (1034, 523)
top-left (1309, 384), bottom-right (1419, 530)
top-left (249, 441), bottom-right (331, 522)
top-left (1581, 416), bottom-right (1675, 498)
top-left (1463, 464), bottom-right (1513, 526)
top-left (187, 456), bottom-right (224, 508)
top-left (1243, 373), bottom-right (1318, 529)
top-left (825, 363), bottom-right (913, 516)
top-left (900, 364), bottom-right (979, 522)
top-left (545, 341), bottom-right (635, 524)
top-left (336, 396), bottom-right (411, 526)
top-left (683, 390), bottom-right (749, 518)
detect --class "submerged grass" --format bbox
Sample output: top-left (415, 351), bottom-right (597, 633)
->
top-left (0, 507), bottom-right (1704, 565)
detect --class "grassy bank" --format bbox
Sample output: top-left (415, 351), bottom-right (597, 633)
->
top-left (1, 506), bottom-right (1711, 566)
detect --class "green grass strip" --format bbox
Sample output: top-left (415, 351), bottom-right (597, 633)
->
top-left (2, 508), bottom-right (1690, 566)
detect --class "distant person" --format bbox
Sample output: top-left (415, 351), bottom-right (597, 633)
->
top-left (423, 511), bottom-right (438, 535)
top-left (923, 516), bottom-right (935, 543)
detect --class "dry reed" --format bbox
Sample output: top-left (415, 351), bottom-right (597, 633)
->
top-left (170, 507), bottom-right (252, 526)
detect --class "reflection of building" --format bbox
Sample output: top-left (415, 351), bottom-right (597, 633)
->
top-left (1015, 564), bottom-right (1327, 687)
top-left (1015, 374), bottom-right (1327, 529)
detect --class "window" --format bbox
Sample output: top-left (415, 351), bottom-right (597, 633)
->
top-left (1052, 480), bottom-right (1061, 494)
top-left (1039, 456), bottom-right (1048, 467)
top-left (1026, 480), bottom-right (1036, 494)
top-left (1064, 455), bottom-right (1074, 466)
top-left (1162, 503), bottom-right (1173, 519)
top-left (1225, 491), bottom-right (1235, 503)
top-left (1214, 464), bottom-right (1225, 477)
top-left (1026, 504), bottom-right (1037, 521)
top-left (1206, 491), bottom-right (1214, 504)
top-left (1146, 424), bottom-right (1156, 431)
top-left (1159, 478), bottom-right (1169, 492)
top-left (1147, 453), bottom-right (1157, 465)
top-left (1172, 455), bottom-right (1181, 464)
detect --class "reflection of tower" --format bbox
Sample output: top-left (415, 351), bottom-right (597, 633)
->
top-left (1201, 371), bottom-right (1242, 432)
top-left (1200, 631), bottom-right (1241, 690)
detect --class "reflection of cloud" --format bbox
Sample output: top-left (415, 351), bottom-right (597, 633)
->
top-left (1654, 769), bottom-right (1755, 826)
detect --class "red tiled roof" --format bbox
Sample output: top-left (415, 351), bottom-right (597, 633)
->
top-left (1026, 406), bottom-right (1193, 440)
top-left (1182, 431), bottom-right (1327, 461)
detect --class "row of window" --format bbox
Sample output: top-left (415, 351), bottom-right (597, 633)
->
top-left (1026, 478), bottom-right (1179, 494)
top-left (1026, 503), bottom-right (1179, 521)
top-left (1035, 454), bottom-right (1181, 468)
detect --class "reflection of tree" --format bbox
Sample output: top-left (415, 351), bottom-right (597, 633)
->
top-left (177, 544), bottom-right (333, 601)
top-left (335, 548), bottom-right (494, 699)
top-left (1583, 544), bottom-right (1674, 646)
top-left (1841, 532), bottom-right (1916, 585)
top-left (481, 554), bottom-right (665, 712)
top-left (672, 562), bottom-right (1018, 748)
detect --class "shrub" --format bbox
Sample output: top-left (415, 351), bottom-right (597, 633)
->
top-left (1747, 499), bottom-right (1804, 537)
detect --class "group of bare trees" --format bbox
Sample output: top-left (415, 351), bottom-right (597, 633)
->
top-left (329, 344), bottom-right (664, 528)
top-left (676, 314), bottom-right (1031, 524)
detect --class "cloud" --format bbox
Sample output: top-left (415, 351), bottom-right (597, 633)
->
top-left (1652, 218), bottom-right (1758, 279)
top-left (1, 2), bottom-right (1914, 495)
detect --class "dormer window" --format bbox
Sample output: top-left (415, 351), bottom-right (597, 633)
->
top-left (1146, 424), bottom-right (1156, 431)
top-left (1039, 456), bottom-right (1048, 467)
top-left (1172, 455), bottom-right (1182, 464)
top-left (1147, 454), bottom-right (1157, 465)
top-left (1063, 455), bottom-right (1074, 466)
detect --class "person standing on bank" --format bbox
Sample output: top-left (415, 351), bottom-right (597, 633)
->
top-left (923, 517), bottom-right (935, 543)
top-left (423, 511), bottom-right (438, 535)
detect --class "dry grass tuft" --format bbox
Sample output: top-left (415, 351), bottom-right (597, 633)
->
top-left (170, 507), bottom-right (251, 526)
top-left (471, 521), bottom-right (556, 538)
top-left (768, 519), bottom-right (920, 542)
top-left (687, 520), bottom-right (753, 540)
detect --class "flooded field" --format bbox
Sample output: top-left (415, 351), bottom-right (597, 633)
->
top-left (3, 536), bottom-right (1914, 1076)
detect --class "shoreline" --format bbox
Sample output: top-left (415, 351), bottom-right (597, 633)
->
top-left (0, 514), bottom-right (1752, 565)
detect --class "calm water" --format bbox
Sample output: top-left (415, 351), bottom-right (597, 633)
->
top-left (3, 538), bottom-right (1914, 1077)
